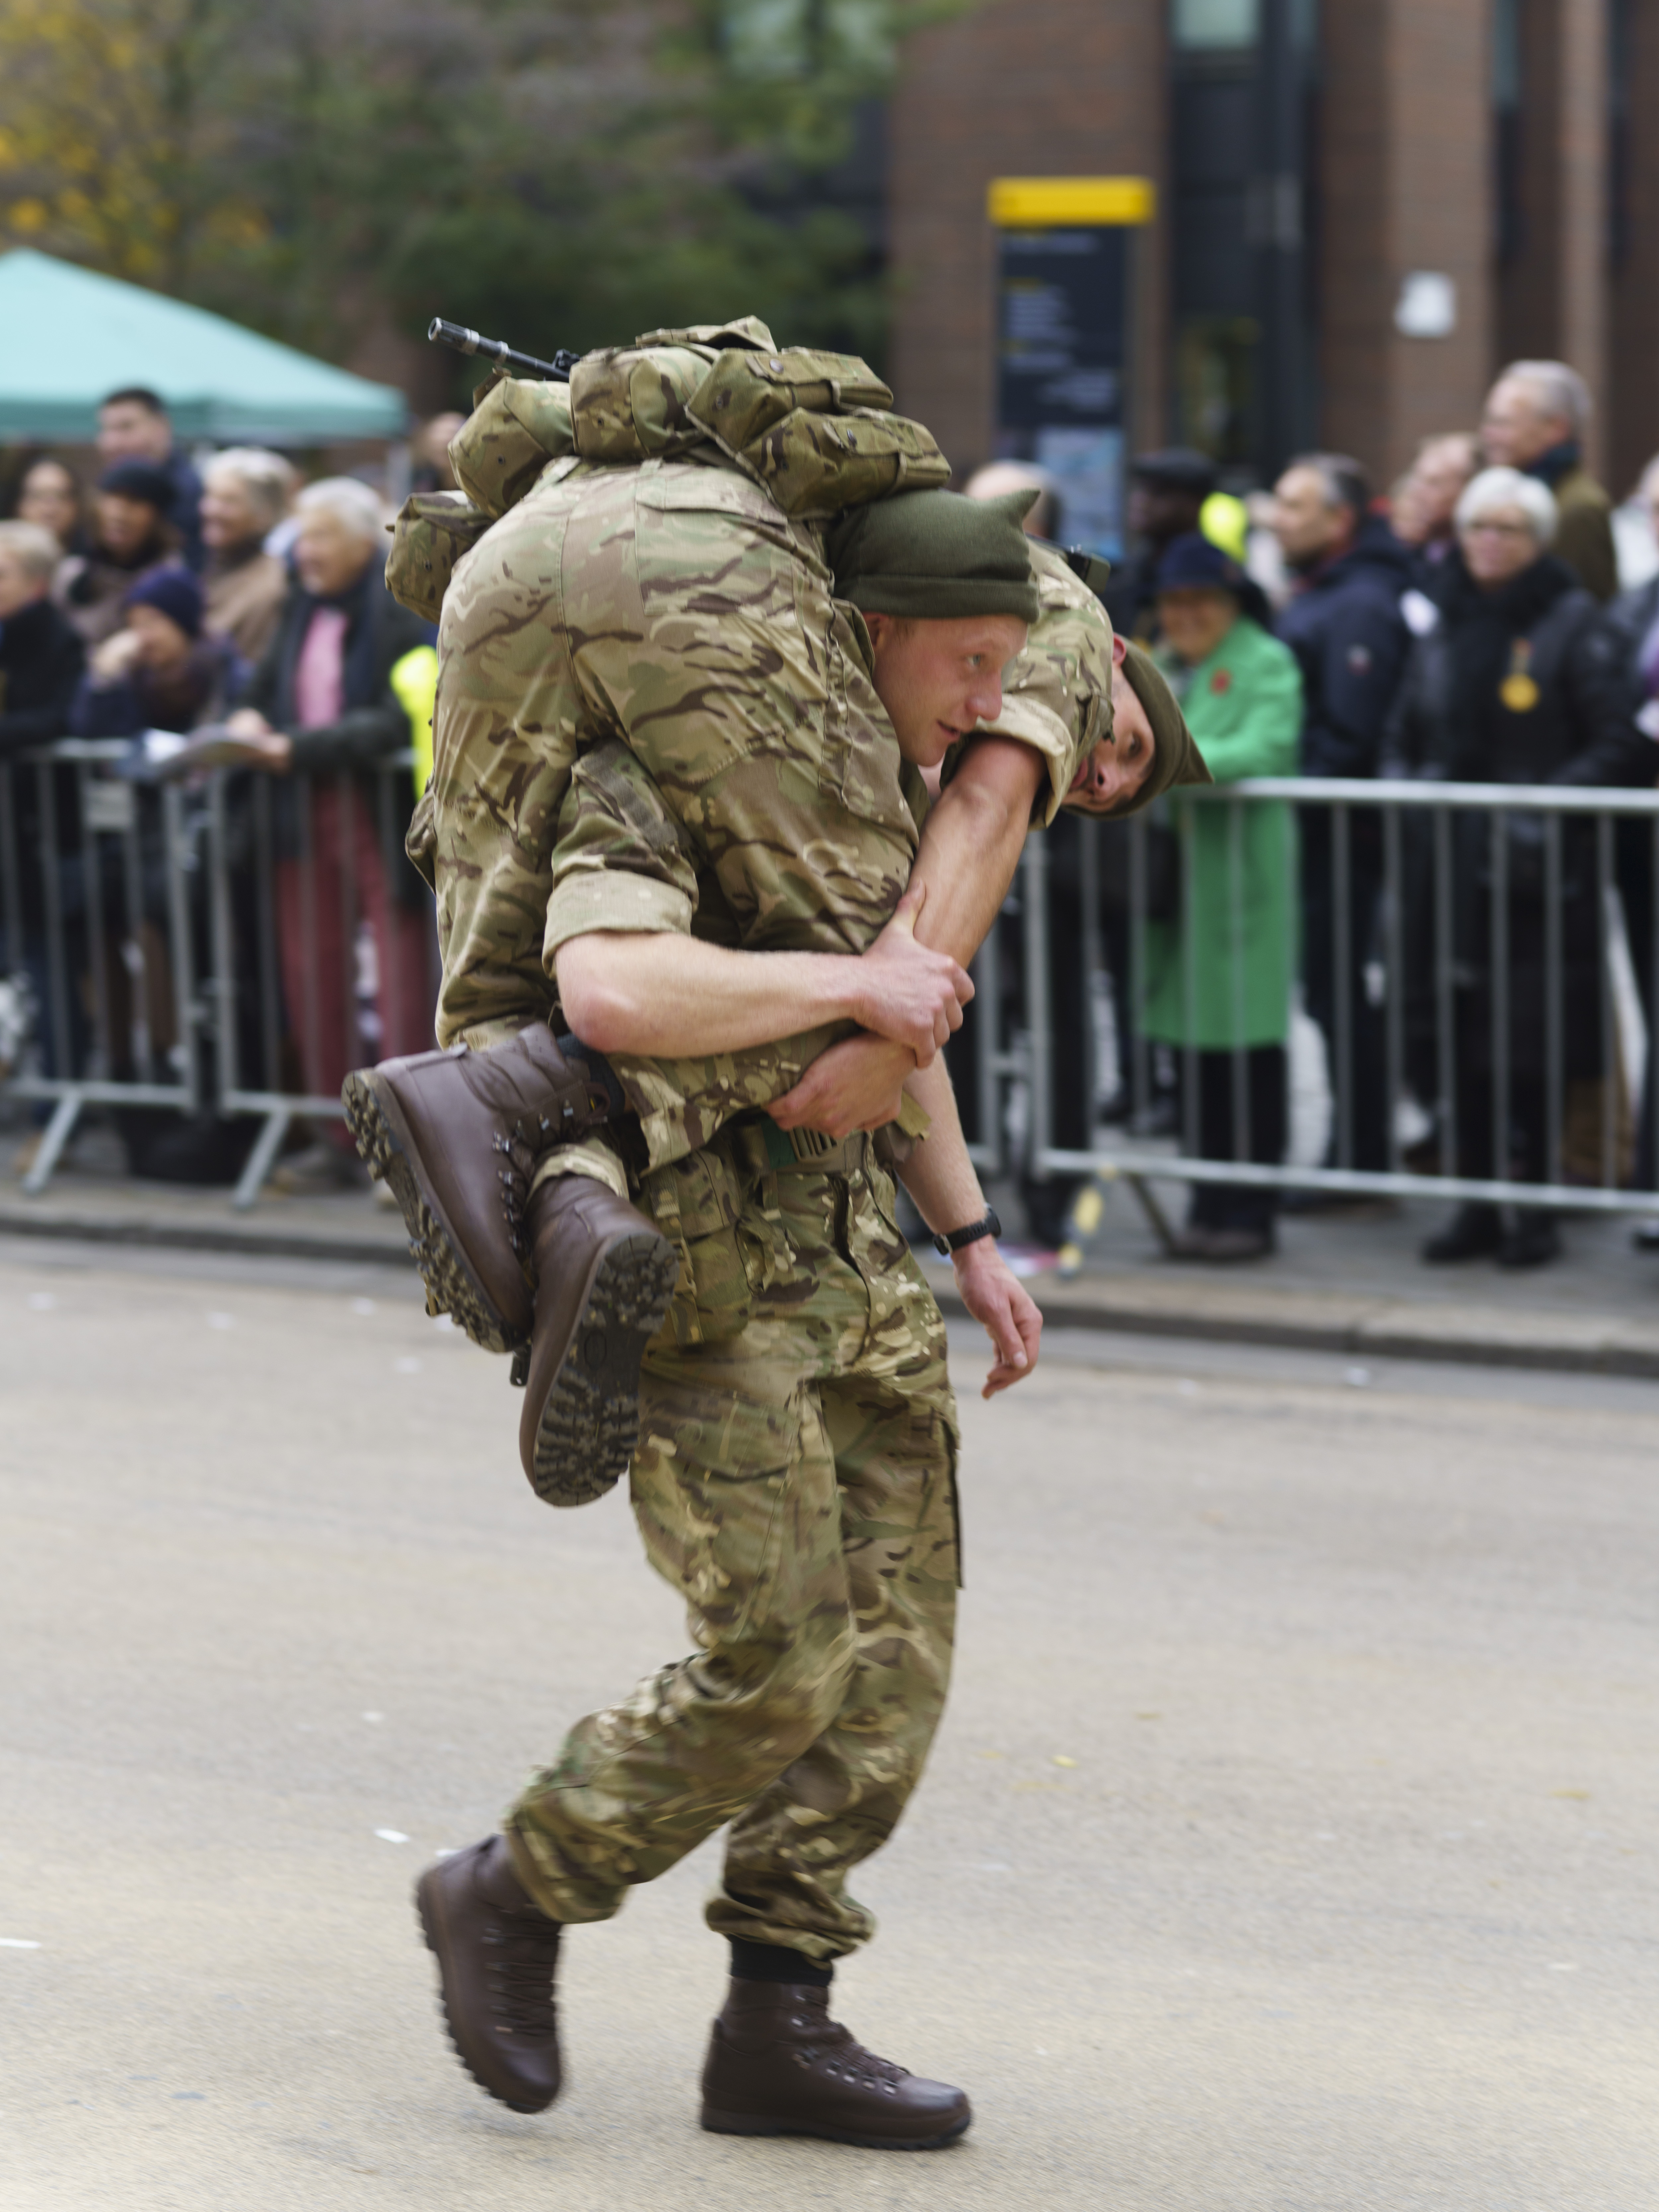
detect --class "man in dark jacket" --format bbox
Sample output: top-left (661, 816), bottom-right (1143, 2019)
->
top-left (97, 387), bottom-right (205, 571)
top-left (223, 478), bottom-right (436, 1187)
top-left (1272, 453), bottom-right (1413, 1177)
top-left (1480, 361), bottom-right (1617, 604)
top-left (1602, 509), bottom-right (1659, 1220)
top-left (1384, 465), bottom-right (1649, 1264)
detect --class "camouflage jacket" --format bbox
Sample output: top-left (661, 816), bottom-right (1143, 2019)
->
top-left (535, 536), bottom-right (1121, 1165)
top-left (970, 542), bottom-right (1116, 821)
top-left (423, 331), bottom-right (1109, 1167)
top-left (430, 449), bottom-right (938, 1164)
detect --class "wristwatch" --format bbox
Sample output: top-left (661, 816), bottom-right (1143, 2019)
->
top-left (933, 1206), bottom-right (1001, 1258)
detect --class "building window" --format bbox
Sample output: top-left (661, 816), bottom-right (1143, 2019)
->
top-left (1171, 0), bottom-right (1260, 49)
top-left (1175, 317), bottom-right (1259, 465)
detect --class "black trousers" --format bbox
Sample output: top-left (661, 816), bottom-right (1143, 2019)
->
top-left (1176, 1043), bottom-right (1288, 1234)
top-left (1449, 1066), bottom-right (1549, 1187)
top-left (1301, 808), bottom-right (1389, 1171)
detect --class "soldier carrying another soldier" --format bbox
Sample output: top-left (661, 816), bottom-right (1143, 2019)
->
top-left (346, 318), bottom-right (1207, 2149)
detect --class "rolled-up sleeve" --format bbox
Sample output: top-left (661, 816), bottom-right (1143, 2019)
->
top-left (542, 737), bottom-right (701, 962)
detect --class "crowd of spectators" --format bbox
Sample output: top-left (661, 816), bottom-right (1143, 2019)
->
top-left (1022, 355), bottom-right (1659, 1270)
top-left (5, 361), bottom-right (1659, 1263)
top-left (0, 387), bottom-right (445, 1190)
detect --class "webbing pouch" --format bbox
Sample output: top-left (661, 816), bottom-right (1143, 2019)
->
top-left (385, 491), bottom-right (492, 622)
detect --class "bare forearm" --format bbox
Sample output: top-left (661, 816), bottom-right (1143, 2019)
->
top-left (906, 737), bottom-right (1042, 964)
top-left (556, 933), bottom-right (871, 1057)
top-left (897, 1057), bottom-right (986, 1235)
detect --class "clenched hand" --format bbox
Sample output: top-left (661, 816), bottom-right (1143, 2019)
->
top-left (849, 883), bottom-right (974, 1068)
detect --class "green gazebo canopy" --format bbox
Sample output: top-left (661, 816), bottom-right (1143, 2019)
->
top-left (0, 250), bottom-right (408, 442)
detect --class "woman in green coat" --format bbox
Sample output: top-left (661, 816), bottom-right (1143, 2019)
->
top-left (1140, 534), bottom-right (1304, 1258)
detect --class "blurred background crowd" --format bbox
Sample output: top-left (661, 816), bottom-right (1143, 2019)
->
top-left (5, 0), bottom-right (1659, 1272)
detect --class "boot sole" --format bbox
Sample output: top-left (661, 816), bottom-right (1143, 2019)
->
top-left (529, 1231), bottom-right (680, 1508)
top-left (342, 1070), bottom-right (526, 1356)
top-left (700, 2104), bottom-right (971, 2150)
top-left (414, 1869), bottom-right (559, 2116)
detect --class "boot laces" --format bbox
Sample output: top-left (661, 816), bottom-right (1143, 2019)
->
top-left (818, 2021), bottom-right (907, 2085)
top-left (786, 1997), bottom-right (908, 2086)
top-left (492, 1121), bottom-right (540, 1258)
top-left (485, 1912), bottom-right (560, 2039)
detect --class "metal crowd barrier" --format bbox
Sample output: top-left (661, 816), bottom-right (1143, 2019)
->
top-left (7, 742), bottom-right (1659, 1230)
top-left (963, 778), bottom-right (1659, 1229)
top-left (0, 741), bottom-right (436, 1208)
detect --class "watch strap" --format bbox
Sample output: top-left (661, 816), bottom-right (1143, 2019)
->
top-left (933, 1205), bottom-right (1001, 1257)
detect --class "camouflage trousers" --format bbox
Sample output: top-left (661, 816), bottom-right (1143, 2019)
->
top-left (506, 1121), bottom-right (960, 1962)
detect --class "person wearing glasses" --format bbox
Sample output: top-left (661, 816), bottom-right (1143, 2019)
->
top-left (1384, 467), bottom-right (1649, 1268)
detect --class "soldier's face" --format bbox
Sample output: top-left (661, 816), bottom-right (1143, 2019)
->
top-left (1066, 663), bottom-right (1156, 815)
top-left (863, 611), bottom-right (1030, 769)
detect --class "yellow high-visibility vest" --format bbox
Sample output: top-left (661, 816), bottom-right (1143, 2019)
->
top-left (390, 644), bottom-right (439, 795)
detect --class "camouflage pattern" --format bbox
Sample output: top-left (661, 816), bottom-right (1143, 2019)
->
top-left (507, 1124), bottom-right (958, 1961)
top-left (385, 491), bottom-right (492, 625)
top-left (954, 540), bottom-right (1117, 826)
top-left (418, 329), bottom-right (1096, 1174)
top-left (426, 321), bottom-right (945, 559)
top-left (429, 453), bottom-right (928, 1167)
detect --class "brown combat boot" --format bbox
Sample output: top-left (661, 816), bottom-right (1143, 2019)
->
top-left (341, 1024), bottom-right (616, 1354)
top-left (414, 1835), bottom-right (563, 2114)
top-left (517, 1173), bottom-right (679, 1507)
top-left (699, 1979), bottom-right (972, 2150)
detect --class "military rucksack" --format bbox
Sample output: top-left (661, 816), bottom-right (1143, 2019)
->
top-left (385, 317), bottom-right (951, 624)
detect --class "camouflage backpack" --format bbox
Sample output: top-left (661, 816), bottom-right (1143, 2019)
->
top-left (385, 316), bottom-right (951, 622)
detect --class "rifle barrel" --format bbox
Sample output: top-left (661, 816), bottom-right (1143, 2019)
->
top-left (427, 319), bottom-right (577, 384)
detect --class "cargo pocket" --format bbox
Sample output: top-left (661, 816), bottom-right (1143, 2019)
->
top-left (640, 1144), bottom-right (755, 1346)
top-left (632, 1380), bottom-right (803, 1642)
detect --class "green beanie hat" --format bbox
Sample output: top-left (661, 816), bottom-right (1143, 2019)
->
top-left (1108, 641), bottom-right (1213, 815)
top-left (827, 488), bottom-right (1041, 623)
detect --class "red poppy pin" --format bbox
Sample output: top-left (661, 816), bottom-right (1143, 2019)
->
top-left (1209, 668), bottom-right (1232, 694)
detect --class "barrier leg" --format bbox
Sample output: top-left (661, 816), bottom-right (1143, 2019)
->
top-left (1123, 1170), bottom-right (1180, 1255)
top-left (22, 1091), bottom-right (85, 1197)
top-left (231, 1107), bottom-right (291, 1214)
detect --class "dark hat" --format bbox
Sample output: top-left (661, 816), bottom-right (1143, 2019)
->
top-left (98, 459), bottom-right (175, 511)
top-left (1153, 529), bottom-right (1276, 631)
top-left (1110, 640), bottom-right (1213, 816)
top-left (1129, 447), bottom-right (1219, 498)
top-left (1153, 530), bottom-right (1248, 596)
top-left (124, 565), bottom-right (203, 640)
top-left (827, 489), bottom-right (1041, 623)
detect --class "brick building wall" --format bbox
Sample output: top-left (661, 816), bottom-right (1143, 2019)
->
top-left (886, 0), bottom-right (1165, 481)
top-left (1609, 1), bottom-right (1659, 492)
top-left (1320, 0), bottom-right (1494, 489)
top-left (886, 0), bottom-right (1649, 496)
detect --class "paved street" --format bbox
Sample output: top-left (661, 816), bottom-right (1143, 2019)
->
top-left (3, 1239), bottom-right (1657, 2211)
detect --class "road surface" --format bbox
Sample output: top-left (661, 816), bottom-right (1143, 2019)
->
top-left (2, 1239), bottom-right (1655, 2210)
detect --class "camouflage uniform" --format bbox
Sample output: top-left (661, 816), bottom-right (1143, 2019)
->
top-left (509, 1118), bottom-right (957, 1959)
top-left (431, 466), bottom-right (1102, 1174)
top-left (424, 451), bottom-right (1100, 1958)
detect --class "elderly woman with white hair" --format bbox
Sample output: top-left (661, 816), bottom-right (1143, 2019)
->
top-left (200, 446), bottom-right (296, 663)
top-left (224, 476), bottom-right (437, 1189)
top-left (1384, 464), bottom-right (1650, 1268)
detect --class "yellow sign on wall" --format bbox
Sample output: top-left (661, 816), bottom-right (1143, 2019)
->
top-left (987, 177), bottom-right (1157, 229)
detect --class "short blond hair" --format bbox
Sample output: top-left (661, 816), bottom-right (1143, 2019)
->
top-left (0, 520), bottom-right (60, 584)
top-left (296, 476), bottom-right (386, 546)
top-left (204, 447), bottom-right (297, 530)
